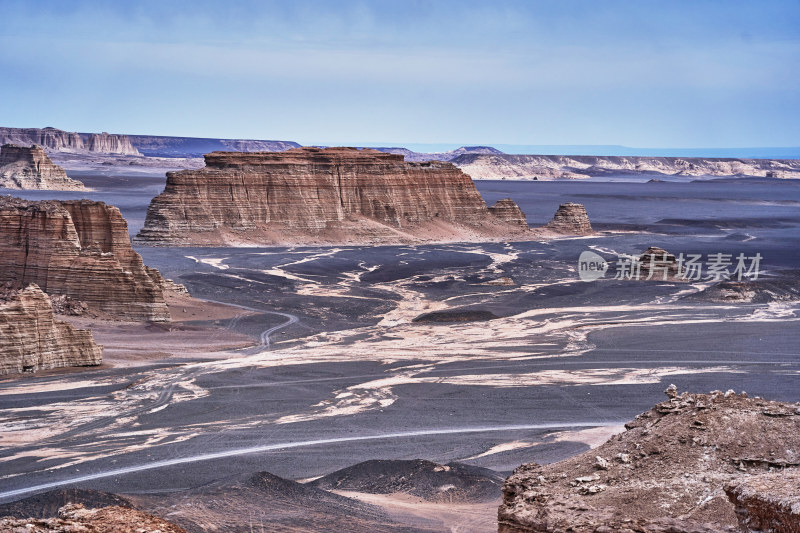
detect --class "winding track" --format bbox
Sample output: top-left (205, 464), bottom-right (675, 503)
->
top-left (0, 422), bottom-right (622, 502)
top-left (27, 298), bottom-right (299, 445)
top-left (199, 297), bottom-right (299, 348)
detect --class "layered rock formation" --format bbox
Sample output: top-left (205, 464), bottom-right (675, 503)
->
top-left (0, 144), bottom-right (85, 190)
top-left (134, 147), bottom-right (530, 246)
top-left (452, 153), bottom-right (800, 180)
top-left (638, 246), bottom-right (681, 279)
top-left (0, 285), bottom-right (102, 375)
top-left (489, 198), bottom-right (529, 227)
top-left (0, 197), bottom-right (170, 322)
top-left (544, 203), bottom-right (593, 234)
top-left (0, 127), bottom-right (140, 155)
top-left (0, 503), bottom-right (187, 533)
top-left (725, 471), bottom-right (800, 533)
top-left (127, 135), bottom-right (300, 157)
top-left (498, 388), bottom-right (800, 533)
top-left (85, 132), bottom-right (140, 155)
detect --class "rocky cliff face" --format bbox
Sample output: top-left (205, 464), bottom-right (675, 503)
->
top-left (545, 203), bottom-right (593, 234)
top-left (0, 197), bottom-right (170, 322)
top-left (85, 132), bottom-right (140, 155)
top-left (724, 471), bottom-right (800, 533)
top-left (0, 285), bottom-right (102, 375)
top-left (452, 153), bottom-right (800, 180)
top-left (135, 147), bottom-right (530, 246)
top-left (498, 388), bottom-right (800, 533)
top-left (0, 127), bottom-right (140, 155)
top-left (488, 198), bottom-right (529, 227)
top-left (0, 144), bottom-right (85, 190)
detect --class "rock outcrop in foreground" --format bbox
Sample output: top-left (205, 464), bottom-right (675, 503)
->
top-left (725, 471), bottom-right (800, 533)
top-left (499, 387), bottom-right (800, 533)
top-left (0, 197), bottom-right (170, 322)
top-left (0, 503), bottom-right (186, 533)
top-left (0, 145), bottom-right (85, 190)
top-left (0, 285), bottom-right (102, 375)
top-left (135, 147), bottom-right (530, 246)
top-left (545, 203), bottom-right (593, 234)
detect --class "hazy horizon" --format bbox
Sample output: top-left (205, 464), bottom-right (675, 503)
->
top-left (4, 124), bottom-right (800, 159)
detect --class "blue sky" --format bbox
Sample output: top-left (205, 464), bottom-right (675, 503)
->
top-left (1, 0), bottom-right (798, 148)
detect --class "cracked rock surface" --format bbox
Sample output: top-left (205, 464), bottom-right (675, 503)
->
top-left (499, 387), bottom-right (800, 532)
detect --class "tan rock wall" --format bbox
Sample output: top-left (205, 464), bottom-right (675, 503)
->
top-left (135, 147), bottom-right (528, 245)
top-left (0, 197), bottom-right (170, 322)
top-left (0, 285), bottom-right (102, 375)
top-left (0, 144), bottom-right (85, 190)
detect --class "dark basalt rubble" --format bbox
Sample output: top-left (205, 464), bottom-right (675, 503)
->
top-left (0, 488), bottom-right (134, 519)
top-left (309, 459), bottom-right (505, 503)
top-left (412, 309), bottom-right (499, 323)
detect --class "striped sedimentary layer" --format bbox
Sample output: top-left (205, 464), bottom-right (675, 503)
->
top-left (0, 285), bottom-right (102, 375)
top-left (0, 127), bottom-right (140, 155)
top-left (0, 197), bottom-right (170, 322)
top-left (0, 144), bottom-right (85, 190)
top-left (134, 147), bottom-right (530, 246)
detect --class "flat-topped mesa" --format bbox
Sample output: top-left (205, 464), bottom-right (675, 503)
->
top-left (0, 197), bottom-right (170, 322)
top-left (0, 127), bottom-right (141, 155)
top-left (0, 144), bottom-right (85, 190)
top-left (0, 285), bottom-right (102, 375)
top-left (134, 147), bottom-right (530, 246)
top-left (488, 198), bottom-right (529, 227)
top-left (544, 202), bottom-right (593, 234)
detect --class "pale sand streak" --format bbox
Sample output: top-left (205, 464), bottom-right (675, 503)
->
top-left (0, 422), bottom-right (620, 502)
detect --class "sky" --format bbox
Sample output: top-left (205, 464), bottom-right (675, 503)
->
top-left (1, 0), bottom-right (798, 148)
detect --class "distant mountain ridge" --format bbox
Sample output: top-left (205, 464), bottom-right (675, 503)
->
top-left (127, 135), bottom-right (301, 157)
top-left (3, 128), bottom-right (798, 183)
top-left (451, 153), bottom-right (800, 180)
top-left (368, 145), bottom-right (505, 162)
top-left (0, 127), bottom-right (301, 158)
